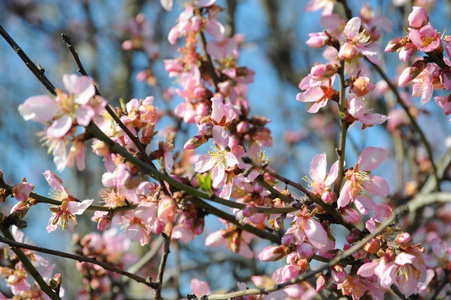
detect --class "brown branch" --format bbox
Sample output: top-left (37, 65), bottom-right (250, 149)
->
top-left (0, 227), bottom-right (61, 300)
top-left (0, 25), bottom-right (56, 95)
top-left (0, 234), bottom-right (158, 289)
top-left (154, 231), bottom-right (172, 299)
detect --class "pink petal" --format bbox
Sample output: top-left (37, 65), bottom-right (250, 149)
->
top-left (394, 253), bottom-right (415, 265)
top-left (337, 181), bottom-right (352, 207)
top-left (344, 17), bottom-right (361, 39)
top-left (357, 147), bottom-right (386, 171)
top-left (18, 95), bottom-right (58, 123)
top-left (69, 199), bottom-right (94, 215)
top-left (364, 175), bottom-right (389, 197)
top-left (43, 170), bottom-right (66, 193)
top-left (194, 154), bottom-right (218, 173)
top-left (73, 76), bottom-right (96, 104)
top-left (47, 115), bottom-right (72, 138)
top-left (191, 278), bottom-right (210, 296)
top-left (205, 230), bottom-right (224, 247)
top-left (296, 88), bottom-right (323, 103)
top-left (211, 163), bottom-right (225, 188)
top-left (76, 105), bottom-right (95, 126)
top-left (310, 153), bottom-right (327, 183)
top-left (357, 261), bottom-right (379, 277)
top-left (305, 218), bottom-right (327, 250)
top-left (212, 125), bottom-right (229, 149)
top-left (324, 160), bottom-right (339, 186)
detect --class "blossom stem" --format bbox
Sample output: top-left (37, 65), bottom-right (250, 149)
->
top-left (0, 234), bottom-right (158, 289)
top-left (335, 60), bottom-right (348, 194)
top-left (0, 181), bottom-right (136, 213)
top-left (203, 191), bottom-right (451, 299)
top-left (244, 157), bottom-right (355, 231)
top-left (0, 226), bottom-right (61, 300)
top-left (154, 230), bottom-right (172, 300)
top-left (198, 26), bottom-right (220, 92)
top-left (368, 59), bottom-right (440, 191)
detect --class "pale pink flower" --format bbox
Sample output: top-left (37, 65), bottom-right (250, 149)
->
top-left (305, 152), bottom-right (338, 197)
top-left (398, 59), bottom-right (427, 86)
top-left (210, 95), bottom-right (237, 126)
top-left (122, 202), bottom-right (157, 245)
top-left (191, 278), bottom-right (210, 297)
top-left (160, 0), bottom-right (173, 11)
top-left (287, 214), bottom-right (328, 251)
top-left (206, 38), bottom-right (238, 62)
top-left (194, 126), bottom-right (238, 188)
top-left (296, 78), bottom-right (337, 113)
top-left (18, 95), bottom-right (58, 124)
top-left (337, 147), bottom-right (389, 209)
top-left (304, 0), bottom-right (335, 16)
top-left (338, 17), bottom-right (382, 65)
top-left (347, 97), bottom-right (389, 128)
top-left (435, 95), bottom-right (451, 117)
top-left (272, 265), bottom-right (301, 284)
top-left (412, 63), bottom-right (438, 104)
top-left (409, 24), bottom-right (441, 52)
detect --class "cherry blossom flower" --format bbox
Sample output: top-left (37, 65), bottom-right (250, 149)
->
top-left (347, 97), bottom-right (389, 129)
top-left (194, 126), bottom-right (238, 188)
top-left (338, 17), bottom-right (382, 65)
top-left (12, 179), bottom-right (34, 202)
top-left (304, 0), bottom-right (335, 16)
top-left (409, 24), bottom-right (441, 52)
top-left (304, 152), bottom-right (338, 200)
top-left (44, 170), bottom-right (93, 232)
top-left (408, 6), bottom-right (428, 29)
top-left (296, 78), bottom-right (338, 113)
top-left (337, 147), bottom-right (389, 210)
top-left (191, 278), bottom-right (210, 297)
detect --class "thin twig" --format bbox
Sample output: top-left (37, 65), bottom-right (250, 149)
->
top-left (203, 191), bottom-right (451, 299)
top-left (197, 28), bottom-right (219, 91)
top-left (0, 234), bottom-right (158, 289)
top-left (0, 227), bottom-right (61, 300)
top-left (155, 231), bottom-right (172, 300)
top-left (335, 60), bottom-right (348, 193)
top-left (0, 181), bottom-right (135, 213)
top-left (245, 158), bottom-right (354, 231)
top-left (368, 59), bottom-right (440, 192)
top-left (0, 25), bottom-right (56, 96)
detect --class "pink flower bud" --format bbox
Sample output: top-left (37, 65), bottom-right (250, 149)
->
top-left (398, 60), bottom-right (427, 87)
top-left (332, 265), bottom-right (346, 283)
top-left (321, 191), bottom-right (336, 204)
top-left (258, 245), bottom-right (288, 262)
top-left (183, 134), bottom-right (208, 150)
top-left (316, 274), bottom-right (327, 292)
top-left (249, 213), bottom-right (266, 224)
top-left (281, 234), bottom-right (295, 246)
top-left (12, 180), bottom-right (34, 202)
top-left (340, 206), bottom-right (360, 223)
top-left (97, 215), bottom-right (111, 231)
top-left (236, 121), bottom-right (248, 133)
top-left (385, 38), bottom-right (404, 52)
top-left (346, 229), bottom-right (361, 244)
top-left (398, 43), bottom-right (417, 61)
top-left (394, 232), bottom-right (411, 247)
top-left (297, 243), bottom-right (314, 258)
top-left (408, 6), bottom-right (428, 29)
top-left (363, 238), bottom-right (380, 253)
top-left (242, 203), bottom-right (257, 217)
top-left (306, 32), bottom-right (329, 48)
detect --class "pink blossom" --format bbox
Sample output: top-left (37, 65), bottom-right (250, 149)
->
top-left (304, 0), bottom-right (335, 16)
top-left (338, 17), bottom-right (382, 65)
top-left (45, 170), bottom-right (93, 232)
top-left (409, 24), bottom-right (441, 52)
top-left (347, 97), bottom-right (389, 128)
top-left (408, 6), bottom-right (429, 29)
top-left (305, 152), bottom-right (338, 197)
top-left (412, 63), bottom-right (438, 104)
top-left (206, 38), bottom-right (238, 61)
top-left (287, 214), bottom-right (328, 251)
top-left (337, 147), bottom-right (389, 209)
top-left (191, 278), bottom-right (210, 297)
top-left (306, 32), bottom-right (330, 48)
top-left (398, 59), bottom-right (427, 86)
top-left (435, 95), bottom-right (451, 117)
top-left (18, 95), bottom-right (58, 124)
top-left (272, 265), bottom-right (301, 284)
top-left (194, 126), bottom-right (238, 188)
top-left (296, 78), bottom-right (337, 113)
top-left (258, 245), bottom-right (289, 262)
top-left (210, 95), bottom-right (237, 126)
top-left (12, 180), bottom-right (34, 202)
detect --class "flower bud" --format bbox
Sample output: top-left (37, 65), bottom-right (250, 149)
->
top-left (398, 60), bottom-right (427, 87)
top-left (183, 134), bottom-right (208, 150)
top-left (297, 243), bottom-right (314, 258)
top-left (385, 38), bottom-right (405, 52)
top-left (408, 6), bottom-right (428, 29)
top-left (242, 203), bottom-right (257, 217)
top-left (258, 245), bottom-right (289, 262)
top-left (332, 265), bottom-right (346, 283)
top-left (306, 32), bottom-right (329, 48)
top-left (236, 121), bottom-right (248, 133)
top-left (363, 238), bottom-right (381, 253)
top-left (394, 232), bottom-right (412, 247)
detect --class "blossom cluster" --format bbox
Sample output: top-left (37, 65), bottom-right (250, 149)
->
top-left (0, 0), bottom-right (448, 299)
